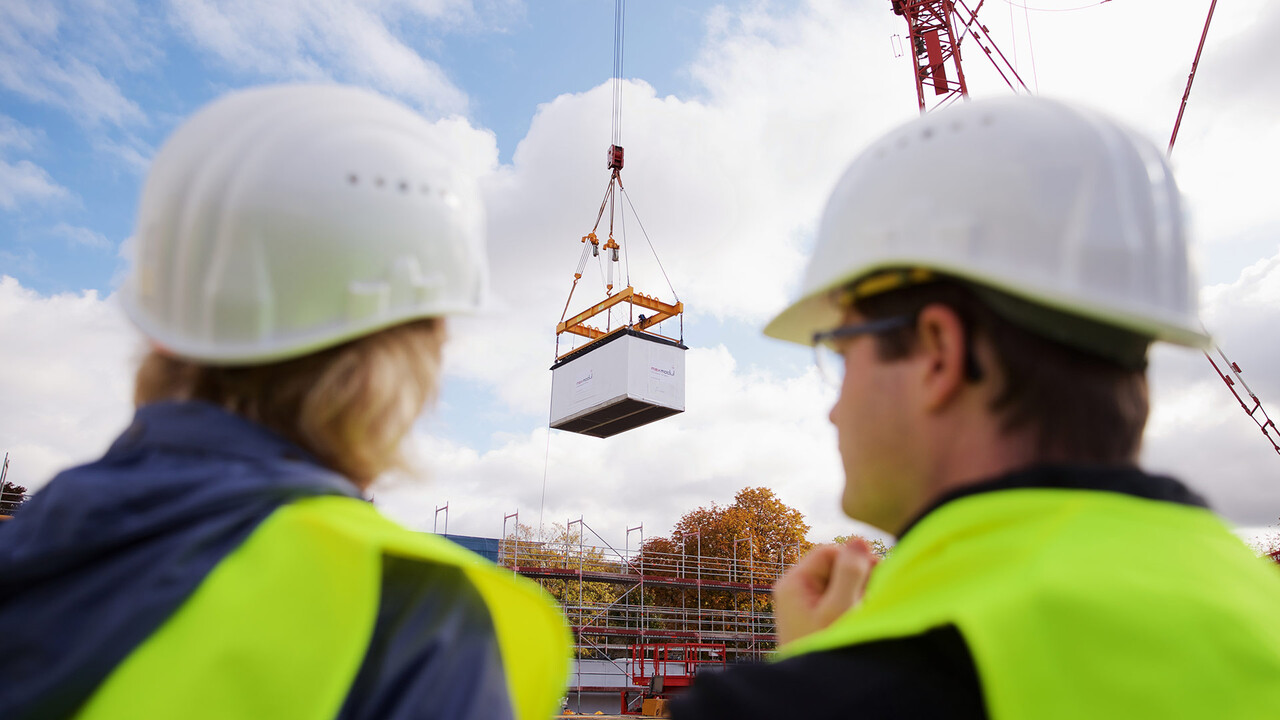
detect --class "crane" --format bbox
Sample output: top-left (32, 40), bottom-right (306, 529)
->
top-left (890, 0), bottom-right (1029, 113)
top-left (886, 0), bottom-right (1280, 458)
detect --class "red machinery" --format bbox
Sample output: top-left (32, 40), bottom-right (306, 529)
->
top-left (889, 0), bottom-right (1028, 113)
top-left (620, 642), bottom-right (726, 714)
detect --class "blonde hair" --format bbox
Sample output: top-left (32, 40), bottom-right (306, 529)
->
top-left (135, 319), bottom-right (445, 488)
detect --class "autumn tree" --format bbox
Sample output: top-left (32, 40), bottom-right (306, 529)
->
top-left (668, 487), bottom-right (813, 578)
top-left (1, 481), bottom-right (27, 516)
top-left (635, 535), bottom-right (681, 577)
top-left (637, 487), bottom-right (815, 617)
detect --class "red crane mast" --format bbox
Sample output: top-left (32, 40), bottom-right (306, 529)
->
top-left (891, 0), bottom-right (1028, 113)
top-left (893, 0), bottom-right (969, 111)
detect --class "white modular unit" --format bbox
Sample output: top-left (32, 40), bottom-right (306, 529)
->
top-left (550, 330), bottom-right (686, 438)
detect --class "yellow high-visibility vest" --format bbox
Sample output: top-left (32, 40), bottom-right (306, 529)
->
top-left (781, 488), bottom-right (1280, 719)
top-left (77, 496), bottom-right (570, 719)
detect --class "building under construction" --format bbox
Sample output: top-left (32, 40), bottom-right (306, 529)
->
top-left (441, 519), bottom-right (792, 715)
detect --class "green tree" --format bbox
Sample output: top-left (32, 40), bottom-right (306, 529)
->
top-left (501, 522), bottom-right (625, 606)
top-left (501, 522), bottom-right (641, 658)
top-left (833, 534), bottom-right (893, 559)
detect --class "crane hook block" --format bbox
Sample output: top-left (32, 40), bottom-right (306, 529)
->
top-left (608, 145), bottom-right (625, 171)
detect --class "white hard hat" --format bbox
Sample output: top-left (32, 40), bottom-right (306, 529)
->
top-left (121, 84), bottom-right (488, 364)
top-left (764, 96), bottom-right (1209, 352)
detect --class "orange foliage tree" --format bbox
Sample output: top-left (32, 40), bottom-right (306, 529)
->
top-left (670, 487), bottom-right (813, 577)
top-left (635, 487), bottom-right (814, 618)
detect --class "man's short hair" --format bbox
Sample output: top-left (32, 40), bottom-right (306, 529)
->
top-left (851, 278), bottom-right (1149, 463)
top-left (134, 318), bottom-right (445, 487)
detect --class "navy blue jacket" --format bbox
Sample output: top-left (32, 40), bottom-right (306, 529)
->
top-left (0, 401), bottom-right (513, 720)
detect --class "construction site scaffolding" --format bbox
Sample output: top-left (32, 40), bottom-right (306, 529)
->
top-left (495, 516), bottom-right (794, 710)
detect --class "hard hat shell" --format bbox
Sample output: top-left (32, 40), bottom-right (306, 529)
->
top-left (121, 84), bottom-right (488, 365)
top-left (763, 96), bottom-right (1209, 351)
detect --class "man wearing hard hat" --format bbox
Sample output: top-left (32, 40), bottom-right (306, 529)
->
top-left (673, 97), bottom-right (1280, 718)
top-left (0, 86), bottom-right (569, 719)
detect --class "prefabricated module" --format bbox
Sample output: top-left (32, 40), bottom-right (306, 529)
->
top-left (550, 294), bottom-right (685, 438)
top-left (547, 155), bottom-right (687, 438)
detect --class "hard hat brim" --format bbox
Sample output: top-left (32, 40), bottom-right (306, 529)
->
top-left (762, 262), bottom-right (1212, 352)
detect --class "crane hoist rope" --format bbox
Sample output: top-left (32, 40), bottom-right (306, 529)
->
top-left (556, 0), bottom-right (683, 362)
top-left (612, 0), bottom-right (625, 149)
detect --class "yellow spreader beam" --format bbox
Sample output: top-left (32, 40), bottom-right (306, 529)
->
top-left (556, 286), bottom-right (683, 358)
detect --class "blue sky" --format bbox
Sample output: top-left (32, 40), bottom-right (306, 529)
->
top-left (3, 0), bottom-right (1280, 547)
top-left (0, 1), bottom-right (729, 296)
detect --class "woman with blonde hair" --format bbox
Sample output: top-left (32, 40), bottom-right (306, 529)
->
top-left (0, 84), bottom-right (568, 720)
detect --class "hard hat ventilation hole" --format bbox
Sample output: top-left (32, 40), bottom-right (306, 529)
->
top-left (921, 127), bottom-right (934, 140)
top-left (347, 173), bottom-right (358, 185)
top-left (950, 121), bottom-right (963, 132)
top-left (375, 177), bottom-right (386, 188)
top-left (398, 180), bottom-right (409, 192)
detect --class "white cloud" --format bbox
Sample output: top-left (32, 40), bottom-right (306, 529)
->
top-left (379, 0), bottom-right (1280, 542)
top-left (452, 0), bottom-right (1272, 413)
top-left (164, 0), bottom-right (488, 117)
top-left (0, 277), bottom-right (139, 494)
top-left (0, 1), bottom-right (158, 211)
top-left (5, 0), bottom-right (1280, 550)
top-left (95, 137), bottom-right (154, 175)
top-left (109, 235), bottom-right (137, 289)
top-left (0, 1), bottom-right (148, 127)
top-left (0, 248), bottom-right (39, 279)
top-left (951, 0), bottom-right (1278, 270)
top-left (0, 114), bottom-right (41, 151)
top-left (374, 344), bottom-right (873, 547)
top-left (51, 222), bottom-right (113, 250)
top-left (1145, 245), bottom-right (1280, 526)
top-left (441, 0), bottom-right (918, 415)
top-left (0, 116), bottom-right (68, 211)
top-left (1188, 0), bottom-right (1280, 113)
top-left (391, 243), bottom-right (1280, 549)
top-left (0, 158), bottom-right (69, 210)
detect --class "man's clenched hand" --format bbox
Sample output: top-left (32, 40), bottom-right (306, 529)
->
top-left (773, 537), bottom-right (879, 646)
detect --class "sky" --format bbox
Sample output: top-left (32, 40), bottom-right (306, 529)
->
top-left (2, 0), bottom-right (1279, 550)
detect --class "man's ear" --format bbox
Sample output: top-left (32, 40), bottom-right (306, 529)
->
top-left (914, 303), bottom-right (969, 412)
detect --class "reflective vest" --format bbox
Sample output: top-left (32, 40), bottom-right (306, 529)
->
top-left (780, 489), bottom-right (1280, 718)
top-left (75, 496), bottom-right (570, 719)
